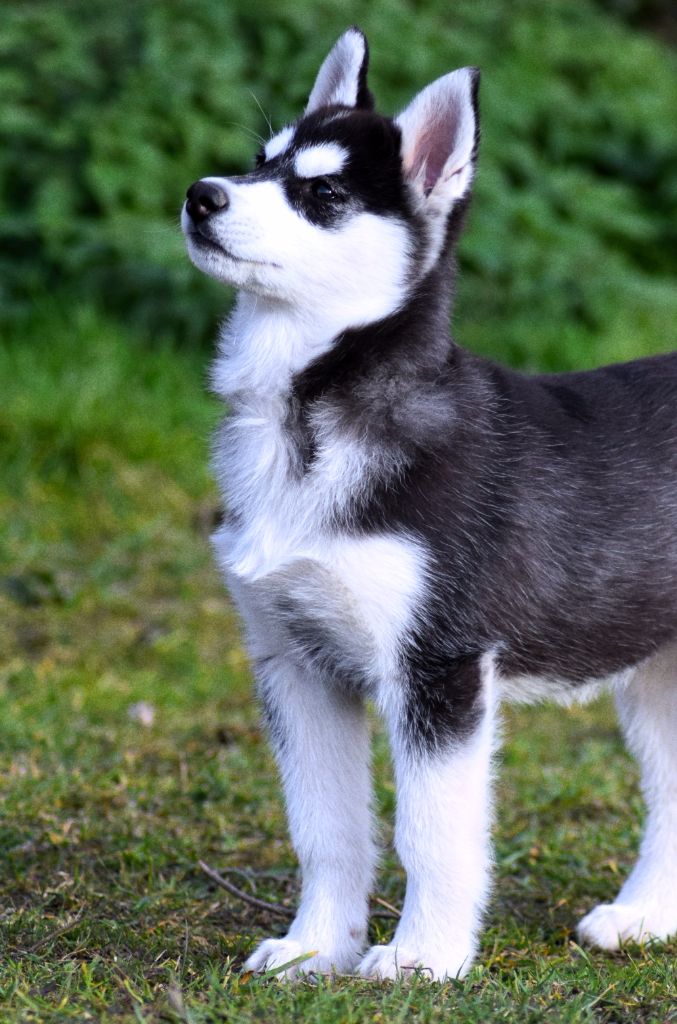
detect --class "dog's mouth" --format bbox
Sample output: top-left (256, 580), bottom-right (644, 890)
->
top-left (187, 229), bottom-right (280, 269)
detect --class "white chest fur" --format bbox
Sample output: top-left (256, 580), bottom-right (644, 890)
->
top-left (211, 351), bottom-right (428, 688)
top-left (214, 521), bottom-right (427, 687)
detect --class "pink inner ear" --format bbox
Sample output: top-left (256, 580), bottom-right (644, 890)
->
top-left (410, 105), bottom-right (459, 194)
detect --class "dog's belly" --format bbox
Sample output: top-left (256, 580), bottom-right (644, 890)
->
top-left (213, 524), bottom-right (428, 689)
top-left (498, 667), bottom-right (635, 706)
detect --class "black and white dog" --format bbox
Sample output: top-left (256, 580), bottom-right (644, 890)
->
top-left (182, 28), bottom-right (677, 980)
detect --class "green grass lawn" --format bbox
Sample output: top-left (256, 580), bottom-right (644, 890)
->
top-left (0, 307), bottom-right (675, 1022)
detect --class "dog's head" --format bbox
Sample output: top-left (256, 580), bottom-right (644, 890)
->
top-left (182, 28), bottom-right (479, 332)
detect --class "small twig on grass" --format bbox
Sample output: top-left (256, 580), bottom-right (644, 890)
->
top-left (198, 861), bottom-right (293, 918)
top-left (371, 895), bottom-right (401, 919)
top-left (213, 865), bottom-right (259, 893)
top-left (198, 861), bottom-right (401, 921)
top-left (26, 914), bottom-right (83, 952)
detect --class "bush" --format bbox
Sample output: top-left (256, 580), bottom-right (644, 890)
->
top-left (2, 0), bottom-right (676, 367)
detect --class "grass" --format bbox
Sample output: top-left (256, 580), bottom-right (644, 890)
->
top-left (1, 305), bottom-right (675, 1022)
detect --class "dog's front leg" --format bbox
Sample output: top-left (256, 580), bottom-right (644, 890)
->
top-left (244, 655), bottom-right (375, 979)
top-left (359, 654), bottom-right (497, 982)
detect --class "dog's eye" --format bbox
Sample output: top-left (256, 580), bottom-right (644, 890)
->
top-left (310, 178), bottom-right (336, 200)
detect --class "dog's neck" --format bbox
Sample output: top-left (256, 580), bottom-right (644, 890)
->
top-left (292, 259), bottom-right (456, 410)
top-left (211, 295), bottom-right (339, 400)
top-left (212, 251), bottom-right (456, 411)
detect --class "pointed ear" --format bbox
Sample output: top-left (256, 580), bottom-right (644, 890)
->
top-left (396, 67), bottom-right (480, 213)
top-left (305, 27), bottom-right (373, 114)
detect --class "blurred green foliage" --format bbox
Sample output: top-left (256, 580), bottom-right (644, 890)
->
top-left (1, 0), bottom-right (676, 369)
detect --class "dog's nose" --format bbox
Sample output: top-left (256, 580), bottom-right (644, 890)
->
top-left (185, 180), bottom-right (229, 223)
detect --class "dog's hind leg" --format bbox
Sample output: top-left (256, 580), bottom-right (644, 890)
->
top-left (243, 653), bottom-right (375, 978)
top-left (359, 652), bottom-right (497, 981)
top-left (578, 644), bottom-right (677, 948)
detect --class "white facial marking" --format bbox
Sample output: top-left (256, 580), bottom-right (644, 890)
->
top-left (265, 125), bottom-right (294, 161)
top-left (294, 143), bottom-right (348, 179)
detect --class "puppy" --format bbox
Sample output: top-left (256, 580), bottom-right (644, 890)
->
top-left (182, 28), bottom-right (677, 980)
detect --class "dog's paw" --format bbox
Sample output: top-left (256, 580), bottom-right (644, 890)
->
top-left (244, 936), bottom-right (358, 979)
top-left (357, 942), bottom-right (473, 982)
top-left (577, 902), bottom-right (677, 949)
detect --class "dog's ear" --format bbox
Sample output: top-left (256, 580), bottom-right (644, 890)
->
top-left (305, 27), bottom-right (373, 114)
top-left (396, 68), bottom-right (480, 214)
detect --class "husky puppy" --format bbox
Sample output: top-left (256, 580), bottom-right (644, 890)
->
top-left (181, 28), bottom-right (677, 980)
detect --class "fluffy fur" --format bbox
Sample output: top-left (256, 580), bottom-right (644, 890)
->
top-left (182, 27), bottom-right (677, 980)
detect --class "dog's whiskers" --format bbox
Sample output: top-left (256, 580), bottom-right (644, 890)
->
top-left (248, 90), bottom-right (274, 140)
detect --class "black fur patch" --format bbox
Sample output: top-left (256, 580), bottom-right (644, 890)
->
top-left (403, 652), bottom-right (486, 755)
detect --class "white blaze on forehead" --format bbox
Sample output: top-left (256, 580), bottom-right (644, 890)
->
top-left (294, 143), bottom-right (348, 179)
top-left (265, 125), bottom-right (295, 161)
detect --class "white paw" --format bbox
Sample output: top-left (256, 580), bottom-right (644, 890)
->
top-left (357, 942), bottom-right (473, 982)
top-left (577, 902), bottom-right (677, 950)
top-left (244, 936), bottom-right (358, 979)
